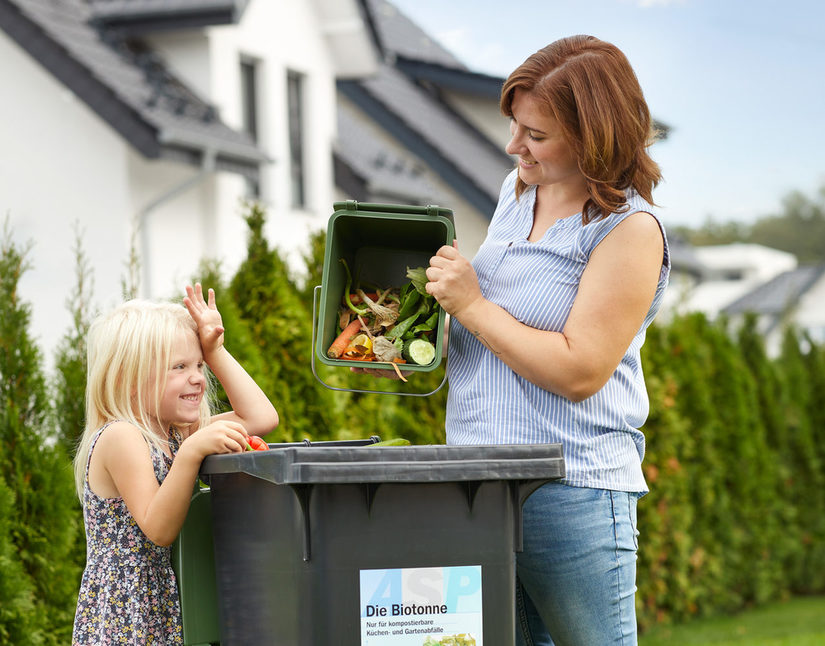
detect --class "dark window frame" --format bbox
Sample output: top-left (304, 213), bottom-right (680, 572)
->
top-left (287, 69), bottom-right (306, 208)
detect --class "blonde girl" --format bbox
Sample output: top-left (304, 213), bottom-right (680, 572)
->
top-left (72, 283), bottom-right (278, 645)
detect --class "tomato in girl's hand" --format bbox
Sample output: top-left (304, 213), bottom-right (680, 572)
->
top-left (246, 435), bottom-right (269, 451)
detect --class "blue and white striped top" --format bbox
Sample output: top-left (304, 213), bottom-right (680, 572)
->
top-left (446, 169), bottom-right (670, 493)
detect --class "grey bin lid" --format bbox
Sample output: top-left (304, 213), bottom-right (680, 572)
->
top-left (200, 443), bottom-right (565, 486)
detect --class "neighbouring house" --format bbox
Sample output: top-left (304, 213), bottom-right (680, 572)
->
top-left (670, 243), bottom-right (798, 319)
top-left (658, 232), bottom-right (705, 317)
top-left (658, 240), bottom-right (825, 355)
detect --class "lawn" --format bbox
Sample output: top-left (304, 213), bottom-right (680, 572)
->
top-left (639, 596), bottom-right (825, 646)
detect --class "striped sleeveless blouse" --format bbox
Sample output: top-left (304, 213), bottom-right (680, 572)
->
top-left (446, 170), bottom-right (670, 493)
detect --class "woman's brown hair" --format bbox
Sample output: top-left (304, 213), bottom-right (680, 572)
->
top-left (500, 35), bottom-right (662, 223)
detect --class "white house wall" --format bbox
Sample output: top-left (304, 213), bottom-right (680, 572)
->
top-left (441, 88), bottom-right (512, 153)
top-left (127, 152), bottom-right (234, 298)
top-left (207, 0), bottom-right (339, 271)
top-left (1, 29), bottom-right (134, 365)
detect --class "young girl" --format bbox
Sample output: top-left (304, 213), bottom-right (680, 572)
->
top-left (72, 283), bottom-right (279, 645)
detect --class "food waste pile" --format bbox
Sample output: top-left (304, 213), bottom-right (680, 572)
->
top-left (326, 260), bottom-right (440, 373)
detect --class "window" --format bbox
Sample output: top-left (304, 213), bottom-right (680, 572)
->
top-left (287, 70), bottom-right (306, 208)
top-left (240, 58), bottom-right (260, 197)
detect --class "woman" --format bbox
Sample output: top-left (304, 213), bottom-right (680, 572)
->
top-left (426, 35), bottom-right (669, 645)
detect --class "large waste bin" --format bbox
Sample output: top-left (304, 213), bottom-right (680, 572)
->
top-left (195, 440), bottom-right (565, 646)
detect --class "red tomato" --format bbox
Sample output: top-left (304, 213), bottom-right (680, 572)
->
top-left (247, 435), bottom-right (269, 451)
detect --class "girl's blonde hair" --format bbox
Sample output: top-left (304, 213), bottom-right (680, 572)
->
top-left (73, 299), bottom-right (213, 499)
top-left (500, 34), bottom-right (662, 223)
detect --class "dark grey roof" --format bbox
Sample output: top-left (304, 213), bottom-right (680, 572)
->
top-left (339, 64), bottom-right (513, 215)
top-left (365, 0), bottom-right (464, 69)
top-left (722, 264), bottom-right (825, 315)
top-left (0, 0), bottom-right (266, 178)
top-left (336, 104), bottom-right (448, 205)
top-left (343, 0), bottom-right (669, 218)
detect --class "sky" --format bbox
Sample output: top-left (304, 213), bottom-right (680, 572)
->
top-left (390, 0), bottom-right (825, 229)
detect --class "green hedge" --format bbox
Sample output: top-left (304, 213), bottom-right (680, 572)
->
top-left (1, 204), bottom-right (824, 643)
top-left (638, 313), bottom-right (825, 629)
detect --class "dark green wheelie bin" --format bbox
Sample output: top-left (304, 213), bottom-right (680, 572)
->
top-left (175, 439), bottom-right (564, 646)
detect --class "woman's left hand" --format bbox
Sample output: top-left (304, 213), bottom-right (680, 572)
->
top-left (425, 241), bottom-right (483, 319)
top-left (184, 283), bottom-right (225, 355)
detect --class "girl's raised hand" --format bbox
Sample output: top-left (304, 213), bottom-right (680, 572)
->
top-left (184, 283), bottom-right (225, 356)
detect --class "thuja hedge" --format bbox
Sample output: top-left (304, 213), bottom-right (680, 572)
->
top-left (1, 205), bottom-right (823, 642)
top-left (638, 313), bottom-right (825, 629)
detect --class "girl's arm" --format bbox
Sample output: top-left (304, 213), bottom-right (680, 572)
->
top-left (93, 419), bottom-right (248, 546)
top-left (426, 212), bottom-right (664, 402)
top-left (184, 283), bottom-right (279, 435)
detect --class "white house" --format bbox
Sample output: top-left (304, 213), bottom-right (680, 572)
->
top-left (1, 0), bottom-right (380, 362)
top-left (722, 263), bottom-right (825, 355)
top-left (657, 240), bottom-right (825, 355)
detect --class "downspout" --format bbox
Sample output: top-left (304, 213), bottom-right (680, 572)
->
top-left (137, 147), bottom-right (217, 298)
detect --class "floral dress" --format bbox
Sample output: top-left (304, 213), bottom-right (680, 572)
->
top-left (72, 423), bottom-right (184, 645)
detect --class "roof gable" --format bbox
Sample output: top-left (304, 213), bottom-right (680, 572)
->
top-left (336, 0), bottom-right (513, 215)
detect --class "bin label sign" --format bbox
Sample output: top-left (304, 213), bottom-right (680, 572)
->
top-left (359, 565), bottom-right (483, 645)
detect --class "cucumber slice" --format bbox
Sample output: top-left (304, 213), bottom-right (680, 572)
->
top-left (402, 338), bottom-right (436, 365)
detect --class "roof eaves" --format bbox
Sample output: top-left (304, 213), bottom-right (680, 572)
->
top-left (338, 79), bottom-right (498, 217)
top-left (395, 56), bottom-right (504, 99)
top-left (88, 0), bottom-right (247, 35)
top-left (158, 126), bottom-right (270, 164)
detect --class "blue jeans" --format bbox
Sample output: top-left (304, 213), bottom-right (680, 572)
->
top-left (515, 482), bottom-right (640, 646)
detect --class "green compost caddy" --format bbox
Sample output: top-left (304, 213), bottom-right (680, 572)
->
top-left (173, 439), bottom-right (565, 646)
top-left (314, 201), bottom-right (455, 381)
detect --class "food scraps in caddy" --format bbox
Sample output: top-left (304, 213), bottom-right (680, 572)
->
top-left (326, 261), bottom-right (439, 377)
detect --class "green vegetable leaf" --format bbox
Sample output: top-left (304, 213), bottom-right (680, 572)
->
top-left (412, 311), bottom-right (439, 335)
top-left (397, 285), bottom-right (422, 320)
top-left (384, 313), bottom-right (418, 340)
top-left (406, 266), bottom-right (429, 296)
